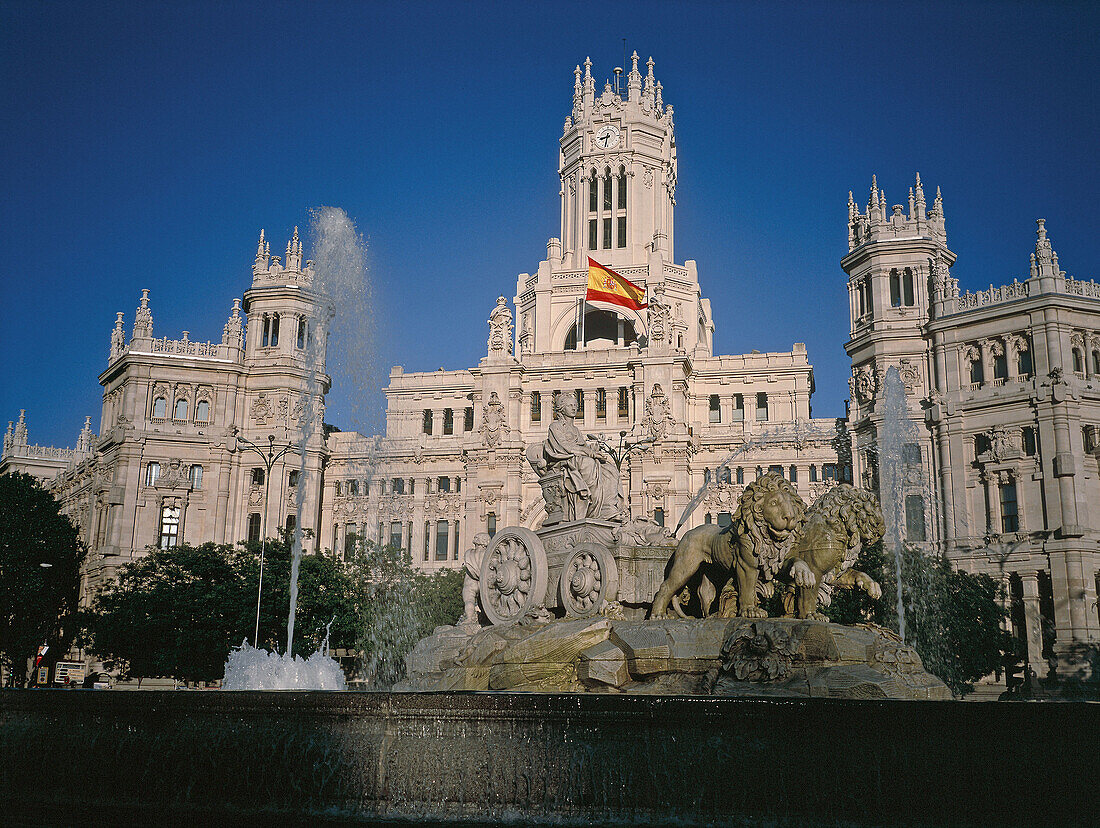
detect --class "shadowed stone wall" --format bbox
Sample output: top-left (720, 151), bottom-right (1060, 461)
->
top-left (2, 692), bottom-right (1098, 826)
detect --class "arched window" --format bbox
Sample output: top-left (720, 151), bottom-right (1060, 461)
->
top-left (152, 397), bottom-right (167, 419)
top-left (247, 513), bottom-right (262, 543)
top-left (603, 166), bottom-right (612, 211)
top-left (1072, 348), bottom-right (1084, 374)
top-left (297, 317), bottom-right (306, 349)
top-left (993, 350), bottom-right (1009, 383)
top-left (889, 269), bottom-right (902, 307)
top-left (903, 268), bottom-right (915, 306)
top-left (285, 514), bottom-right (296, 535)
top-left (173, 398), bottom-right (188, 420)
top-left (1093, 350), bottom-right (1100, 375)
top-left (189, 464), bottom-right (203, 490)
top-left (703, 468), bottom-right (711, 484)
top-left (969, 355), bottom-right (984, 385)
top-left (145, 462), bottom-right (160, 486)
top-left (262, 315), bottom-right (271, 347)
top-left (720, 467), bottom-right (731, 485)
top-left (616, 165), bottom-right (627, 248)
top-left (588, 170), bottom-right (598, 250)
top-left (269, 313), bottom-right (279, 347)
top-left (349, 479), bottom-right (359, 497)
top-left (194, 399), bottom-right (210, 422)
top-left (1018, 348), bottom-right (1033, 377)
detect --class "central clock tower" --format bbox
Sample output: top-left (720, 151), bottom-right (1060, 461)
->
top-left (559, 52), bottom-right (678, 270)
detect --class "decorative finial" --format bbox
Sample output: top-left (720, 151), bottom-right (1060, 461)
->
top-left (869, 174), bottom-right (878, 209)
top-left (584, 56), bottom-right (592, 78)
top-left (631, 51), bottom-right (639, 72)
top-left (655, 80), bottom-right (663, 110)
top-left (256, 229), bottom-right (266, 260)
top-left (1036, 217), bottom-right (1047, 243)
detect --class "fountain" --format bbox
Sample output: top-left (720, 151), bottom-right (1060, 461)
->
top-left (3, 221), bottom-right (1096, 827)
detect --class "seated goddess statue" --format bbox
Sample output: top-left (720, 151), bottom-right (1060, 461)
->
top-left (526, 391), bottom-right (624, 523)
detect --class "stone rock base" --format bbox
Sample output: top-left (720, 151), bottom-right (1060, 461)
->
top-left (398, 616), bottom-right (951, 700)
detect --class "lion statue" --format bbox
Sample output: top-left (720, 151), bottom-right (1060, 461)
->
top-left (649, 473), bottom-right (806, 619)
top-left (777, 484), bottom-right (885, 620)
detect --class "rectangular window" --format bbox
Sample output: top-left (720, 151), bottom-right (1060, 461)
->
top-left (189, 464), bottom-right (203, 490)
top-left (288, 470), bottom-right (299, 488)
top-left (435, 520), bottom-right (449, 561)
top-left (823, 463), bottom-right (838, 481)
top-left (769, 465), bottom-right (784, 478)
top-left (251, 467), bottom-right (265, 486)
top-left (159, 504), bottom-right (181, 549)
top-left (617, 172), bottom-right (627, 209)
top-left (248, 513), bottom-right (262, 544)
top-left (588, 219), bottom-right (598, 250)
top-left (756, 393), bottom-right (769, 421)
top-left (453, 522), bottom-right (460, 561)
top-left (575, 389), bottom-right (585, 418)
top-left (616, 216), bottom-right (626, 248)
top-left (595, 388), bottom-right (606, 419)
top-left (902, 443), bottom-right (921, 465)
top-left (1000, 484), bottom-right (1019, 533)
top-left (297, 317), bottom-right (306, 349)
top-left (589, 178), bottom-right (598, 213)
top-left (487, 512), bottom-right (497, 539)
top-left (732, 394), bottom-right (744, 421)
top-left (618, 387), bottom-right (629, 417)
top-left (464, 407), bottom-right (474, 431)
top-left (424, 521), bottom-right (431, 561)
top-left (602, 217), bottom-right (611, 249)
top-left (704, 513), bottom-right (712, 524)
top-left (789, 465), bottom-right (798, 483)
top-left (390, 521), bottom-right (403, 550)
top-left (717, 512), bottom-right (733, 528)
top-left (709, 394), bottom-right (721, 423)
top-left (438, 477), bottom-right (451, 493)
top-left (146, 462), bottom-right (161, 486)
top-left (443, 408), bottom-right (454, 435)
top-left (736, 467), bottom-right (744, 484)
top-left (603, 174), bottom-right (612, 211)
top-left (378, 522), bottom-right (384, 545)
top-left (531, 391), bottom-right (541, 423)
top-left (422, 409), bottom-right (433, 435)
top-left (345, 524), bottom-right (358, 555)
top-left (391, 478), bottom-right (405, 495)
top-left (653, 507), bottom-right (664, 527)
top-left (809, 465), bottom-right (818, 483)
top-left (890, 271), bottom-right (902, 308)
top-left (1018, 349), bottom-right (1033, 377)
top-left (270, 314), bottom-right (279, 347)
top-left (903, 270), bottom-right (915, 306)
top-left (905, 495), bottom-right (927, 541)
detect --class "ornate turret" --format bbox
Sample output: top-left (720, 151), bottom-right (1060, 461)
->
top-left (250, 228), bottom-right (313, 288)
top-left (75, 416), bottom-right (94, 455)
top-left (222, 298), bottom-right (244, 349)
top-left (131, 289), bottom-right (153, 341)
top-left (110, 312), bottom-right (125, 361)
top-left (848, 173), bottom-right (947, 252)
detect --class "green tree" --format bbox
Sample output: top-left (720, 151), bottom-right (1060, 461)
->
top-left (88, 539), bottom-right (359, 683)
top-left (825, 540), bottom-right (1010, 696)
top-left (0, 472), bottom-right (87, 686)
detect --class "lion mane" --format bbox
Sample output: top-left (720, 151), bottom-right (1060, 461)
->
top-left (732, 473), bottom-right (807, 580)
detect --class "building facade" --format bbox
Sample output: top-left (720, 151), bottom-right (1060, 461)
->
top-left (844, 178), bottom-right (1100, 679)
top-left (3, 54), bottom-right (843, 607)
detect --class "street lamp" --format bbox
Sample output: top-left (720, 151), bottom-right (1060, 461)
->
top-left (235, 432), bottom-right (296, 648)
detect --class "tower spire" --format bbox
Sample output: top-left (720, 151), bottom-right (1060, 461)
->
top-left (132, 289), bottom-right (153, 340)
top-left (627, 50), bottom-right (641, 100)
top-left (256, 229), bottom-right (266, 261)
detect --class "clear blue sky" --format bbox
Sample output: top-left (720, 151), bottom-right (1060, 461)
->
top-left (2, 1), bottom-right (1097, 447)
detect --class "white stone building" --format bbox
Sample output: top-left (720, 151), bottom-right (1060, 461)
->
top-left (844, 177), bottom-right (1100, 679)
top-left (2, 54), bottom-right (843, 608)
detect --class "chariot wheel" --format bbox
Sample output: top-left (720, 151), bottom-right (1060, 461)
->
top-left (558, 543), bottom-right (619, 617)
top-left (479, 527), bottom-right (548, 625)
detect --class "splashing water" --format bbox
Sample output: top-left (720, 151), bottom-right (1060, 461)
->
top-left (673, 419), bottom-right (836, 534)
top-left (878, 367), bottom-right (915, 642)
top-left (222, 642), bottom-right (346, 691)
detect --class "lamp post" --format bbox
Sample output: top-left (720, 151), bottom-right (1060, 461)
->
top-left (235, 433), bottom-right (296, 648)
top-left (595, 429), bottom-right (654, 472)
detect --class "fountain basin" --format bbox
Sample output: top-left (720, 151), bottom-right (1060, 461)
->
top-left (2, 690), bottom-right (1096, 826)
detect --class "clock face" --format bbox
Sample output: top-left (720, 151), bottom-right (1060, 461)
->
top-left (594, 125), bottom-right (620, 150)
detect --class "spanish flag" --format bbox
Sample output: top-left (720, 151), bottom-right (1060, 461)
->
top-left (586, 257), bottom-right (648, 311)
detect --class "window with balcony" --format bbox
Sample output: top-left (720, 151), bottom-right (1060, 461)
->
top-left (1000, 483), bottom-right (1019, 533)
top-left (618, 387), bottom-right (629, 418)
top-left (152, 397), bottom-right (167, 419)
top-left (709, 394), bottom-right (721, 423)
top-left (194, 399), bottom-right (210, 422)
top-left (755, 393), bottom-right (769, 421)
top-left (595, 388), bottom-right (607, 419)
top-left (732, 394), bottom-right (744, 421)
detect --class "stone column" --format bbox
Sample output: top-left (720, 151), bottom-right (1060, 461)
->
top-left (1020, 571), bottom-right (1046, 674)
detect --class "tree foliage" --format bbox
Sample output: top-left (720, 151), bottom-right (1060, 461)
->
top-left (825, 540), bottom-right (1010, 696)
top-left (85, 535), bottom-right (464, 686)
top-left (0, 472), bottom-right (87, 686)
top-left (87, 538), bottom-right (360, 683)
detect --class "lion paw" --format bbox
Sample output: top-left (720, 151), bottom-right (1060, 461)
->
top-left (809, 611), bottom-right (829, 622)
top-left (741, 606), bottom-right (768, 619)
top-left (865, 580), bottom-right (883, 600)
top-left (791, 559), bottom-right (816, 589)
